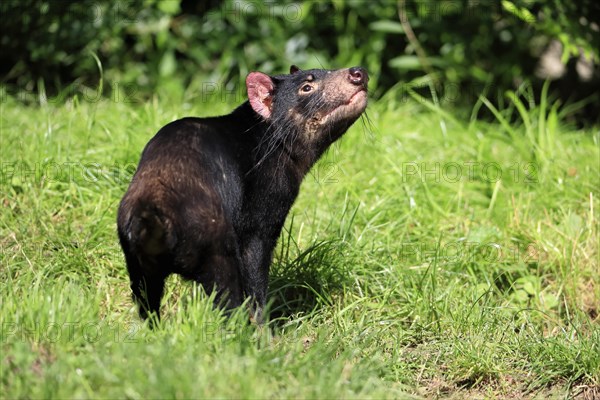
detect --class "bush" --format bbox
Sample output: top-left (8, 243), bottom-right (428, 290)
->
top-left (1, 0), bottom-right (598, 117)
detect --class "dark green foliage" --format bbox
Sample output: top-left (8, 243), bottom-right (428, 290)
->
top-left (1, 0), bottom-right (599, 110)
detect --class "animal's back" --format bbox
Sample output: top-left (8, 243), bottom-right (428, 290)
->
top-left (117, 117), bottom-right (246, 275)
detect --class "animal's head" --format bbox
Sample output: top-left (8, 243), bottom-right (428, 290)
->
top-left (246, 65), bottom-right (368, 150)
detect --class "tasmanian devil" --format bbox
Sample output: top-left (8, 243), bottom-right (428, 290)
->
top-left (117, 65), bottom-right (368, 324)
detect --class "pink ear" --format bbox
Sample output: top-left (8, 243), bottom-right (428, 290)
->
top-left (246, 72), bottom-right (274, 119)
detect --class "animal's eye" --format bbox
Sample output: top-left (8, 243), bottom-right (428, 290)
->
top-left (301, 84), bottom-right (312, 93)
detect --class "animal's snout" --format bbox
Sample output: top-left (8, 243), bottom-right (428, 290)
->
top-left (348, 67), bottom-right (368, 87)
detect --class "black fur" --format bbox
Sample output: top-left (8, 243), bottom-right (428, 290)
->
top-left (117, 66), bottom-right (368, 324)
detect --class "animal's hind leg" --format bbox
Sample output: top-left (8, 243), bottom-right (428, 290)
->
top-left (133, 272), bottom-right (166, 324)
top-left (123, 250), bottom-right (167, 325)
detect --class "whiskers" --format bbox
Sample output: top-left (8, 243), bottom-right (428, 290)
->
top-left (359, 110), bottom-right (377, 143)
top-left (248, 94), bottom-right (329, 178)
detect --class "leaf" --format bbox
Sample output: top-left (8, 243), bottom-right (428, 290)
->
top-left (389, 56), bottom-right (421, 70)
top-left (522, 280), bottom-right (536, 296)
top-left (466, 225), bottom-right (501, 244)
top-left (159, 51), bottom-right (176, 77)
top-left (388, 56), bottom-right (448, 70)
top-left (512, 289), bottom-right (530, 304)
top-left (370, 20), bottom-right (405, 34)
top-left (540, 291), bottom-right (559, 310)
top-left (501, 1), bottom-right (535, 24)
top-left (158, 1), bottom-right (180, 15)
top-left (515, 275), bottom-right (539, 295)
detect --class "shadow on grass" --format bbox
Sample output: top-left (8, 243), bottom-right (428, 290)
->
top-left (267, 238), bottom-right (352, 324)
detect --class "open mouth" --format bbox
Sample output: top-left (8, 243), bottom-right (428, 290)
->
top-left (347, 88), bottom-right (367, 104)
top-left (321, 89), bottom-right (368, 123)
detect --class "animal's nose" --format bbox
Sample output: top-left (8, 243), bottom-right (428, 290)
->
top-left (348, 67), bottom-right (368, 86)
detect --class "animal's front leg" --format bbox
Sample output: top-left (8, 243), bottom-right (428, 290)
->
top-left (240, 235), bottom-right (276, 323)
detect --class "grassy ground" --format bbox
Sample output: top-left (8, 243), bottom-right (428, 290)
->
top-left (1, 86), bottom-right (598, 399)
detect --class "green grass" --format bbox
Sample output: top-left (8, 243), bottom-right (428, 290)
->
top-left (1, 87), bottom-right (598, 399)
